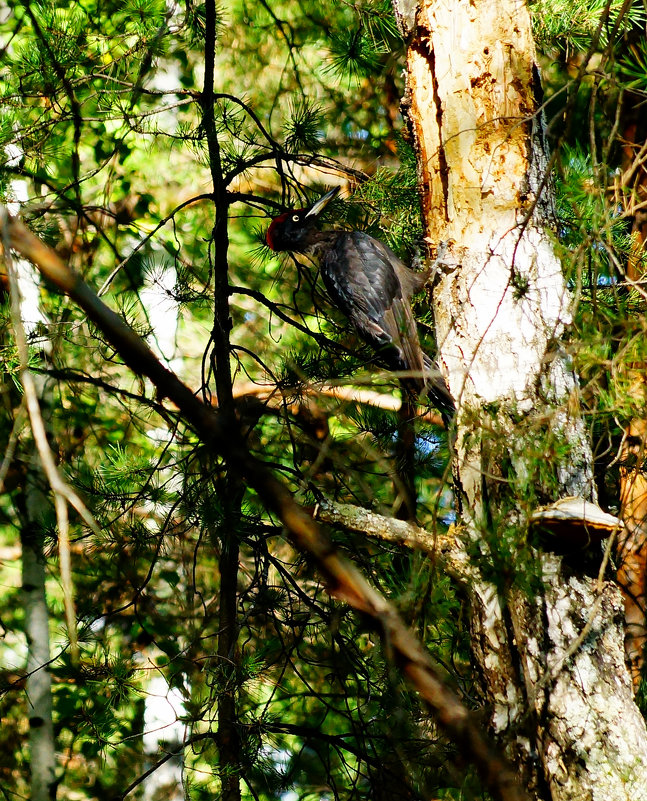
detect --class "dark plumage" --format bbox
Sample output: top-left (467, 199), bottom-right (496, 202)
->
top-left (266, 187), bottom-right (454, 421)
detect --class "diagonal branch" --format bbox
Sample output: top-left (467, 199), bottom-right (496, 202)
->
top-left (314, 497), bottom-right (460, 565)
top-left (0, 209), bottom-right (529, 801)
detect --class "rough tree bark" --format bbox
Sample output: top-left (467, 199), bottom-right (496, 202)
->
top-left (393, 0), bottom-right (647, 798)
top-left (618, 399), bottom-right (647, 689)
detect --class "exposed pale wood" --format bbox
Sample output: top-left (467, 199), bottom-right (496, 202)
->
top-left (1, 207), bottom-right (531, 801)
top-left (394, 0), bottom-right (647, 797)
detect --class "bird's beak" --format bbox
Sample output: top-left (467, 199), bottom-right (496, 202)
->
top-left (305, 186), bottom-right (340, 219)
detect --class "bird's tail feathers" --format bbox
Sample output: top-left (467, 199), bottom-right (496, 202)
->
top-left (420, 354), bottom-right (455, 426)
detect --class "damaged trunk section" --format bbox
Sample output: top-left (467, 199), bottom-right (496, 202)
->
top-left (404, 36), bottom-right (449, 231)
top-left (393, 0), bottom-right (647, 798)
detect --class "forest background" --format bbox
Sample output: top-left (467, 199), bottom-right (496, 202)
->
top-left (2, 0), bottom-right (647, 800)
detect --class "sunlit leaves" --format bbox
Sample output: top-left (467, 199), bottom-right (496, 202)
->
top-left (326, 24), bottom-right (382, 83)
top-left (283, 98), bottom-right (324, 153)
top-left (532, 0), bottom-right (646, 53)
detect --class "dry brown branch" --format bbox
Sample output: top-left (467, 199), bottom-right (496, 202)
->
top-left (0, 209), bottom-right (529, 801)
top-left (230, 380), bottom-right (445, 426)
top-left (0, 397), bottom-right (27, 494)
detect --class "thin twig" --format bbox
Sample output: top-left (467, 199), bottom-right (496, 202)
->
top-left (1, 209), bottom-right (530, 801)
top-left (0, 396), bottom-right (27, 493)
top-left (1, 209), bottom-right (103, 665)
top-left (97, 193), bottom-right (214, 296)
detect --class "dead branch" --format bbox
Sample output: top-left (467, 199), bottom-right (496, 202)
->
top-left (230, 380), bottom-right (445, 427)
top-left (314, 498), bottom-right (468, 580)
top-left (0, 209), bottom-right (529, 801)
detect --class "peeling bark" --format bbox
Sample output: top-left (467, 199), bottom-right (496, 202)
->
top-left (394, 0), bottom-right (647, 797)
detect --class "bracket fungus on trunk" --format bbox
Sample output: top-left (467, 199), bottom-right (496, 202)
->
top-left (531, 496), bottom-right (624, 551)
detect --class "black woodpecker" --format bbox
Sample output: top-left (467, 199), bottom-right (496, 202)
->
top-left (266, 186), bottom-right (454, 422)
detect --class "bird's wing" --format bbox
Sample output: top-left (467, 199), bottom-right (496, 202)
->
top-left (381, 300), bottom-right (426, 379)
top-left (320, 232), bottom-right (426, 381)
top-left (361, 235), bottom-right (430, 298)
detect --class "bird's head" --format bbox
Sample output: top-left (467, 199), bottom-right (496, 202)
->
top-left (266, 186), bottom-right (340, 253)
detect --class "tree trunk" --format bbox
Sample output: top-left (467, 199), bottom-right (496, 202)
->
top-left (22, 474), bottom-right (57, 801)
top-left (393, 0), bottom-right (647, 798)
top-left (615, 95), bottom-right (647, 689)
top-left (7, 146), bottom-right (57, 801)
top-left (618, 402), bottom-right (647, 689)
top-left (216, 509), bottom-right (242, 801)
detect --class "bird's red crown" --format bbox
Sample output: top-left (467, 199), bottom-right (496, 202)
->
top-left (265, 212), bottom-right (292, 251)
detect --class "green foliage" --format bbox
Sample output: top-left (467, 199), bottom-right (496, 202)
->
top-left (5, 0), bottom-right (647, 798)
top-left (532, 0), bottom-right (646, 52)
top-left (352, 144), bottom-right (423, 255)
top-left (327, 25), bottom-right (384, 83)
top-left (0, 1), bottom-right (463, 797)
top-left (283, 98), bottom-right (325, 153)
top-left (555, 144), bottom-right (630, 268)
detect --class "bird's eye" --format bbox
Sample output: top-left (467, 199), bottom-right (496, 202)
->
top-left (292, 214), bottom-right (300, 222)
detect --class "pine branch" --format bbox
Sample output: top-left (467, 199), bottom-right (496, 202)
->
top-left (1, 209), bottom-right (530, 801)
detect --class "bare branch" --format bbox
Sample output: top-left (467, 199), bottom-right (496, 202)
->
top-left (314, 498), bottom-right (466, 581)
top-left (231, 379), bottom-right (445, 426)
top-left (2, 209), bottom-right (85, 664)
top-left (0, 397), bottom-right (27, 494)
top-left (1, 209), bottom-right (529, 801)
